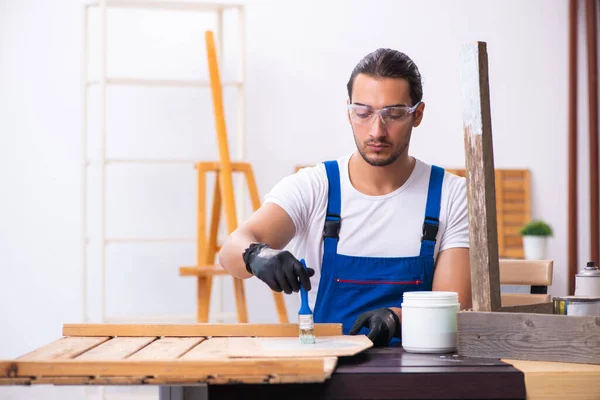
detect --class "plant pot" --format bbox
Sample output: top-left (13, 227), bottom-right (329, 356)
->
top-left (522, 236), bottom-right (548, 260)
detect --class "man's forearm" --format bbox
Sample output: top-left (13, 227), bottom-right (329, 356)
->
top-left (218, 229), bottom-right (259, 279)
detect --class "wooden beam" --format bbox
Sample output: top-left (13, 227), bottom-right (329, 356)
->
top-left (568, 0), bottom-right (579, 296)
top-left (498, 302), bottom-right (554, 314)
top-left (62, 323), bottom-right (342, 337)
top-left (457, 312), bottom-right (600, 364)
top-left (586, 0), bottom-right (599, 265)
top-left (459, 41), bottom-right (501, 312)
top-left (1, 358), bottom-right (326, 378)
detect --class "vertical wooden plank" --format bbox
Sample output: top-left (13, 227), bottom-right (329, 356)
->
top-left (459, 41), bottom-right (501, 312)
top-left (568, 0), bottom-right (579, 295)
top-left (75, 337), bottom-right (156, 360)
top-left (17, 337), bottom-right (110, 360)
top-left (586, 0), bottom-right (599, 266)
top-left (127, 337), bottom-right (204, 360)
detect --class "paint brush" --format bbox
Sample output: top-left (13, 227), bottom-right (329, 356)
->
top-left (298, 259), bottom-right (316, 344)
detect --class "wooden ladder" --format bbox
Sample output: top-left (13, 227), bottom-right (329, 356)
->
top-left (179, 30), bottom-right (288, 324)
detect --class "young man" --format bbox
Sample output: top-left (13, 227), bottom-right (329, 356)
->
top-left (219, 48), bottom-right (472, 346)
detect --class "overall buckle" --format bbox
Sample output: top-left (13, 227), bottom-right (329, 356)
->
top-left (323, 214), bottom-right (341, 239)
top-left (422, 217), bottom-right (439, 242)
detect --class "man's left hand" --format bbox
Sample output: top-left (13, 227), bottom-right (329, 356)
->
top-left (348, 308), bottom-right (400, 347)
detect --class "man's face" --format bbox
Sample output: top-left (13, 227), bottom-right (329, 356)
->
top-left (348, 74), bottom-right (424, 167)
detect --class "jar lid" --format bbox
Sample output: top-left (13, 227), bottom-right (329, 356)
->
top-left (577, 261), bottom-right (600, 277)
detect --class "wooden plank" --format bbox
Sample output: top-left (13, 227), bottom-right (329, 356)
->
top-left (180, 337), bottom-right (229, 360)
top-left (62, 323), bottom-right (342, 337)
top-left (0, 362), bottom-right (16, 377)
top-left (457, 311), bottom-right (600, 364)
top-left (0, 377), bottom-right (30, 385)
top-left (503, 191), bottom-right (525, 201)
top-left (90, 376), bottom-right (145, 385)
top-left (179, 266), bottom-right (229, 276)
top-left (7, 358), bottom-right (326, 377)
top-left (145, 377), bottom-right (209, 384)
top-left (501, 293), bottom-right (551, 306)
top-left (459, 41), bottom-right (501, 312)
top-left (505, 358), bottom-right (600, 400)
top-left (127, 337), bottom-right (204, 360)
top-left (504, 203), bottom-right (525, 212)
top-left (498, 302), bottom-right (554, 314)
top-left (227, 335), bottom-right (372, 358)
top-left (32, 377), bottom-right (91, 385)
top-left (499, 259), bottom-right (553, 285)
top-left (17, 337), bottom-right (110, 360)
top-left (76, 337), bottom-right (156, 360)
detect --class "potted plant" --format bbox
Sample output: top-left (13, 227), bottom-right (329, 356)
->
top-left (519, 220), bottom-right (553, 260)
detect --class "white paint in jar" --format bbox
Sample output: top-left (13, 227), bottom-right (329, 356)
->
top-left (401, 291), bottom-right (459, 354)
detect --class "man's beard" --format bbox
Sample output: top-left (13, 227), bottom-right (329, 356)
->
top-left (353, 132), bottom-right (411, 167)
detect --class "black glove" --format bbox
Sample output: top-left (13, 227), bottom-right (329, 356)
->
top-left (242, 243), bottom-right (315, 294)
top-left (349, 308), bottom-right (401, 347)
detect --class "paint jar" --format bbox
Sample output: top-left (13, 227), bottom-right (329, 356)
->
top-left (553, 296), bottom-right (600, 316)
top-left (401, 291), bottom-right (459, 354)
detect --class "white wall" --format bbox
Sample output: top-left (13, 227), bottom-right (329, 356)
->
top-left (0, 0), bottom-right (595, 397)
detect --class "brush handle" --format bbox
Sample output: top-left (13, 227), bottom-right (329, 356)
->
top-left (299, 259), bottom-right (312, 315)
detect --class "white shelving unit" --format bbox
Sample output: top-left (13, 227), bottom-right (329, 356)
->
top-left (81, 0), bottom-right (245, 324)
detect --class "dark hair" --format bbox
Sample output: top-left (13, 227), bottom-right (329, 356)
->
top-left (346, 48), bottom-right (423, 106)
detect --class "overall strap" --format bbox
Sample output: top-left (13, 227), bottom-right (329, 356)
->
top-left (419, 165), bottom-right (444, 257)
top-left (323, 160), bottom-right (341, 257)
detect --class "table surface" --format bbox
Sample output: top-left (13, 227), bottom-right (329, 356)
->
top-left (206, 346), bottom-right (526, 400)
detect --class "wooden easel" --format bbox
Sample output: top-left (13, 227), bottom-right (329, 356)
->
top-left (179, 31), bottom-right (288, 324)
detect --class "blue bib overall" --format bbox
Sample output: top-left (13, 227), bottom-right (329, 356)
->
top-left (312, 160), bottom-right (445, 342)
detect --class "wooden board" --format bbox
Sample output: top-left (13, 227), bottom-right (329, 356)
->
top-left (62, 323), bottom-right (342, 337)
top-left (505, 358), bottom-right (600, 400)
top-left (459, 41), bottom-right (502, 312)
top-left (457, 311), bottom-right (600, 365)
top-left (227, 335), bottom-right (373, 358)
top-left (0, 324), bottom-right (358, 385)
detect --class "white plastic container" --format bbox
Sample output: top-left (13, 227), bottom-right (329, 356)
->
top-left (401, 291), bottom-right (459, 354)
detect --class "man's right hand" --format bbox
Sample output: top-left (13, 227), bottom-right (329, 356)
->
top-left (243, 243), bottom-right (314, 294)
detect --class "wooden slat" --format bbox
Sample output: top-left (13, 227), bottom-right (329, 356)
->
top-left (62, 323), bottom-right (343, 337)
top-left (4, 358), bottom-right (326, 378)
top-left (502, 214), bottom-right (527, 224)
top-left (127, 337), bottom-right (204, 360)
top-left (504, 203), bottom-right (525, 212)
top-left (90, 376), bottom-right (146, 385)
top-left (17, 337), bottom-right (110, 360)
top-left (76, 337), bottom-right (156, 360)
top-left (503, 191), bottom-right (525, 201)
top-left (503, 248), bottom-right (525, 258)
top-left (0, 377), bottom-right (30, 385)
top-left (501, 293), bottom-right (551, 306)
top-left (179, 265), bottom-right (229, 277)
top-left (32, 377), bottom-right (91, 385)
top-left (227, 335), bottom-right (373, 358)
top-left (499, 260), bottom-right (553, 285)
top-left (180, 337), bottom-right (229, 360)
top-left (503, 358), bottom-right (600, 400)
top-left (457, 311), bottom-right (600, 364)
top-left (460, 41), bottom-right (502, 312)
top-left (498, 302), bottom-right (554, 314)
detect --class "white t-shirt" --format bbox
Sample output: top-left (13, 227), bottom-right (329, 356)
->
top-left (264, 153), bottom-right (469, 309)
